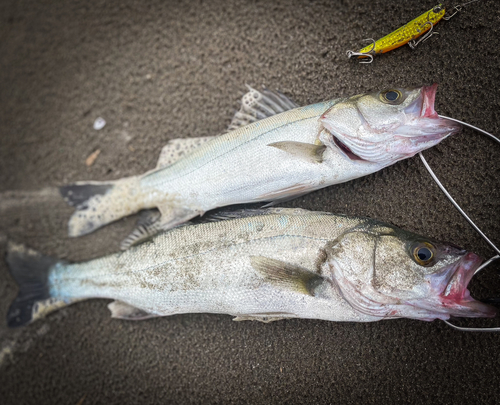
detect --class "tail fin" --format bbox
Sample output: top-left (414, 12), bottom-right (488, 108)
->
top-left (6, 243), bottom-right (59, 327)
top-left (60, 177), bottom-right (142, 237)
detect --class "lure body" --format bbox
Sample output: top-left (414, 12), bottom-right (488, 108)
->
top-left (358, 4), bottom-right (446, 57)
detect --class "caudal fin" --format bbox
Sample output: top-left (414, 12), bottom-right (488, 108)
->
top-left (6, 243), bottom-right (59, 327)
top-left (60, 177), bottom-right (141, 237)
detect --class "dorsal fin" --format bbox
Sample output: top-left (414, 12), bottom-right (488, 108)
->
top-left (227, 86), bottom-right (299, 131)
top-left (156, 136), bottom-right (213, 169)
top-left (199, 207), bottom-right (329, 223)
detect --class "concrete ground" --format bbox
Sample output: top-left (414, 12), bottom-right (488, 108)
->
top-left (0, 0), bottom-right (499, 403)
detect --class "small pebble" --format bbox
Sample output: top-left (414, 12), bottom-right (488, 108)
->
top-left (85, 149), bottom-right (101, 166)
top-left (93, 117), bottom-right (106, 130)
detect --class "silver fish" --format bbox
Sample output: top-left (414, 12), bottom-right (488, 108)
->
top-left (61, 85), bottom-right (460, 248)
top-left (6, 208), bottom-right (495, 327)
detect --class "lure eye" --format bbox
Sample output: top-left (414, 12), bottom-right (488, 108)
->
top-left (380, 89), bottom-right (403, 104)
top-left (433, 5), bottom-right (443, 13)
top-left (412, 242), bottom-right (435, 266)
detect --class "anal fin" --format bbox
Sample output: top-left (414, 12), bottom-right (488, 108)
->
top-left (254, 183), bottom-right (312, 203)
top-left (120, 209), bottom-right (162, 250)
top-left (108, 300), bottom-right (158, 320)
top-left (120, 206), bottom-right (202, 250)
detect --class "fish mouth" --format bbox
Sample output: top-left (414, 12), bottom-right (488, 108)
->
top-left (439, 253), bottom-right (497, 318)
top-left (420, 83), bottom-right (438, 118)
top-left (403, 83), bottom-right (438, 119)
top-left (408, 84), bottom-right (460, 136)
top-left (401, 83), bottom-right (460, 136)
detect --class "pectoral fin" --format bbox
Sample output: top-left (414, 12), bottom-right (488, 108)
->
top-left (108, 300), bottom-right (158, 320)
top-left (267, 141), bottom-right (326, 164)
top-left (250, 256), bottom-right (325, 296)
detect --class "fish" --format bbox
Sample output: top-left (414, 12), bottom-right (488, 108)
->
top-left (60, 84), bottom-right (460, 249)
top-left (6, 208), bottom-right (495, 328)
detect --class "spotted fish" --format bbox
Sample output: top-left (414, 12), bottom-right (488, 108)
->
top-left (6, 208), bottom-right (494, 328)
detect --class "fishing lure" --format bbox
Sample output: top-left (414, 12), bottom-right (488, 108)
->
top-left (347, 1), bottom-right (480, 63)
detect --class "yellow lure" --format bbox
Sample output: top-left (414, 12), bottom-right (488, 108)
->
top-left (358, 4), bottom-right (446, 56)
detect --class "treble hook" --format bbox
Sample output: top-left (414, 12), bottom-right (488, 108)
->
top-left (408, 21), bottom-right (439, 50)
top-left (346, 38), bottom-right (376, 64)
top-left (418, 116), bottom-right (500, 332)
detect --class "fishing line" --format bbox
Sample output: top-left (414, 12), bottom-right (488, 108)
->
top-left (443, 0), bottom-right (482, 21)
top-left (418, 116), bottom-right (500, 331)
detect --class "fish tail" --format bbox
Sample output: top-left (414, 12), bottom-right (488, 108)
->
top-left (60, 177), bottom-right (142, 237)
top-left (6, 242), bottom-right (68, 327)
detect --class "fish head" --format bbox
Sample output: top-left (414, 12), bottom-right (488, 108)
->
top-left (325, 223), bottom-right (496, 321)
top-left (320, 84), bottom-right (461, 166)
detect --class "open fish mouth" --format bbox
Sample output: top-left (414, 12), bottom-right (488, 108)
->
top-left (438, 253), bottom-right (497, 318)
top-left (392, 84), bottom-right (460, 139)
top-left (330, 239), bottom-right (497, 322)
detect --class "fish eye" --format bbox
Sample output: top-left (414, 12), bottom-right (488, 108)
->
top-left (379, 89), bottom-right (403, 104)
top-left (412, 242), bottom-right (435, 266)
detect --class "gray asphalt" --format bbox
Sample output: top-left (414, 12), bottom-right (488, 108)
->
top-left (1, 0), bottom-right (499, 404)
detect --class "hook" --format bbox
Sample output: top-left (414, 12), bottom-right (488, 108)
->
top-left (408, 21), bottom-right (439, 50)
top-left (347, 38), bottom-right (376, 64)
